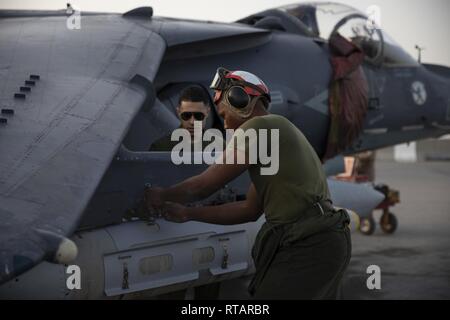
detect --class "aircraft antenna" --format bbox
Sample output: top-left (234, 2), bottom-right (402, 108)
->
top-left (414, 45), bottom-right (425, 63)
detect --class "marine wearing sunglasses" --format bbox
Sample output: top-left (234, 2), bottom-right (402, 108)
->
top-left (149, 85), bottom-right (211, 151)
top-left (179, 111), bottom-right (206, 122)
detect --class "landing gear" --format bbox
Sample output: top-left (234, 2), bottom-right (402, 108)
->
top-left (380, 211), bottom-right (398, 234)
top-left (359, 216), bottom-right (376, 235)
top-left (357, 184), bottom-right (400, 236)
top-left (333, 155), bottom-right (401, 236)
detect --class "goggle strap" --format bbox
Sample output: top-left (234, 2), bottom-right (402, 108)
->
top-left (211, 68), bottom-right (271, 102)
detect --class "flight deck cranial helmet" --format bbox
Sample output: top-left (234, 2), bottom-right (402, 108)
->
top-left (210, 67), bottom-right (271, 118)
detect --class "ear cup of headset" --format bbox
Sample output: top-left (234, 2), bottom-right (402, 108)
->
top-left (226, 86), bottom-right (250, 109)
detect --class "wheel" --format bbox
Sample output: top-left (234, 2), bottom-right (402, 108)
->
top-left (380, 212), bottom-right (398, 234)
top-left (347, 210), bottom-right (360, 232)
top-left (359, 216), bottom-right (376, 235)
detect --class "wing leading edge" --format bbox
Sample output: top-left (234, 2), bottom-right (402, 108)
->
top-left (0, 14), bottom-right (165, 284)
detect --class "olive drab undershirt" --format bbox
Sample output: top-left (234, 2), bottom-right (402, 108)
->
top-left (232, 115), bottom-right (351, 297)
top-left (233, 114), bottom-right (330, 224)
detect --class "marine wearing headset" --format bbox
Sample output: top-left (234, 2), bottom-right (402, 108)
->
top-left (146, 67), bottom-right (351, 299)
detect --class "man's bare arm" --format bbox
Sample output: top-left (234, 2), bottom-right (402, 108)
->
top-left (163, 184), bottom-right (263, 225)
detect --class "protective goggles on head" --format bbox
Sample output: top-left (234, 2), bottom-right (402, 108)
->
top-left (210, 67), bottom-right (271, 110)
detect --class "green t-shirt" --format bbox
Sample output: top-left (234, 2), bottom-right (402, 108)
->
top-left (149, 133), bottom-right (182, 151)
top-left (232, 114), bottom-right (330, 224)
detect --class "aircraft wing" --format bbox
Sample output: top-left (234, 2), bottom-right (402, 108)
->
top-left (0, 13), bottom-right (165, 284)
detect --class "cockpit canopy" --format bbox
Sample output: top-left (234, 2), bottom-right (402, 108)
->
top-left (240, 2), bottom-right (419, 67)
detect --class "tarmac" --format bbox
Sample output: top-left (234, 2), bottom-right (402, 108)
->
top-left (218, 158), bottom-right (450, 300)
top-left (342, 159), bottom-right (450, 299)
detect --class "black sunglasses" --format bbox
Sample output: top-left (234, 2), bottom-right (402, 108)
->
top-left (180, 112), bottom-right (206, 121)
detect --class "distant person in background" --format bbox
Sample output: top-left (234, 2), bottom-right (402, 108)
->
top-left (355, 151), bottom-right (376, 182)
